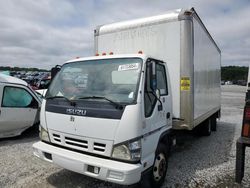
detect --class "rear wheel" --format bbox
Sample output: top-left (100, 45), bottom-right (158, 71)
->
top-left (195, 118), bottom-right (212, 136)
top-left (202, 118), bottom-right (212, 136)
top-left (211, 115), bottom-right (217, 131)
top-left (150, 143), bottom-right (168, 188)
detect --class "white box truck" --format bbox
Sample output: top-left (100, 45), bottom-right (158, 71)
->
top-left (33, 8), bottom-right (221, 187)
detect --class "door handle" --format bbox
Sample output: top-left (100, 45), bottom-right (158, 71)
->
top-left (166, 112), bottom-right (170, 119)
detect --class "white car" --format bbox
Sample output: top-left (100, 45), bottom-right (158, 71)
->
top-left (0, 74), bottom-right (41, 138)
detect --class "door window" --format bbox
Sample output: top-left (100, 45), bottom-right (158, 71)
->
top-left (2, 86), bottom-right (33, 107)
top-left (156, 64), bottom-right (168, 95)
top-left (144, 60), bottom-right (168, 117)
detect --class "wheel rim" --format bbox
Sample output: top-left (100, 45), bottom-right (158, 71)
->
top-left (153, 153), bottom-right (167, 182)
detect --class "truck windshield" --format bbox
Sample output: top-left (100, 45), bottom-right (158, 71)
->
top-left (46, 58), bottom-right (142, 104)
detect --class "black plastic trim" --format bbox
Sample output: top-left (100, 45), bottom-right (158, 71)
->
top-left (45, 100), bottom-right (125, 119)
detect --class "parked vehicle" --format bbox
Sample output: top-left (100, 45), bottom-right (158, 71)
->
top-left (36, 77), bottom-right (51, 90)
top-left (235, 66), bottom-right (250, 183)
top-left (0, 74), bottom-right (41, 138)
top-left (33, 8), bottom-right (221, 187)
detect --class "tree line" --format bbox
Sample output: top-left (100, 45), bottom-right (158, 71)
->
top-left (221, 66), bottom-right (248, 81)
top-left (1, 65), bottom-right (248, 81)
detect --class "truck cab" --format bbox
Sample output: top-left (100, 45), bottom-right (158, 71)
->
top-left (33, 54), bottom-right (172, 187)
top-left (0, 74), bottom-right (41, 138)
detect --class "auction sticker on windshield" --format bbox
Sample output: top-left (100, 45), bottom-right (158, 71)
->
top-left (118, 63), bottom-right (139, 71)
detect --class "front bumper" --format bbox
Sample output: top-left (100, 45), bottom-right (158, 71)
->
top-left (33, 141), bottom-right (142, 185)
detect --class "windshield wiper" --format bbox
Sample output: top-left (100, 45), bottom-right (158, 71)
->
top-left (46, 96), bottom-right (76, 106)
top-left (78, 96), bottom-right (123, 110)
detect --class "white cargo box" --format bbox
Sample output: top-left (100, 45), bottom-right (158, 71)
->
top-left (94, 8), bottom-right (221, 130)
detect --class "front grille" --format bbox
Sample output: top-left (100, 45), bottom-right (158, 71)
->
top-left (65, 137), bottom-right (88, 149)
top-left (52, 134), bottom-right (61, 142)
top-left (94, 142), bottom-right (106, 152)
top-left (49, 130), bottom-right (112, 156)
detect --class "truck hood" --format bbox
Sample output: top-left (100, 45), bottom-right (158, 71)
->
top-left (45, 111), bottom-right (120, 140)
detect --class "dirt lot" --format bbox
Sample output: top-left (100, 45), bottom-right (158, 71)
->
top-left (0, 85), bottom-right (249, 188)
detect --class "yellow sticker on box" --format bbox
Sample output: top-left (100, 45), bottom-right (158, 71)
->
top-left (181, 77), bottom-right (190, 91)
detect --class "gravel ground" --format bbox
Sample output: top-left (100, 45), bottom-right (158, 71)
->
top-left (0, 85), bottom-right (249, 188)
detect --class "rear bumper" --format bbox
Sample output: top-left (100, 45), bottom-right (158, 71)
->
top-left (33, 141), bottom-right (142, 185)
top-left (237, 137), bottom-right (250, 146)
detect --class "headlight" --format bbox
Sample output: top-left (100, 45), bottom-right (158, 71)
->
top-left (112, 139), bottom-right (141, 162)
top-left (39, 126), bottom-right (50, 143)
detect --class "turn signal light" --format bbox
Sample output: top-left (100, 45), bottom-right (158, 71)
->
top-left (242, 123), bottom-right (250, 137)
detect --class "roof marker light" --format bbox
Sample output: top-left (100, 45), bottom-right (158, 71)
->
top-left (109, 52), bottom-right (114, 55)
top-left (95, 53), bottom-right (99, 56)
top-left (138, 51), bottom-right (143, 54)
top-left (102, 53), bottom-right (106, 56)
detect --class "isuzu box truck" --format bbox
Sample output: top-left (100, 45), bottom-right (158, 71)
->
top-left (33, 8), bottom-right (221, 187)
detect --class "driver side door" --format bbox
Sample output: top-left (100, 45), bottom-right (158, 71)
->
top-left (0, 85), bottom-right (39, 137)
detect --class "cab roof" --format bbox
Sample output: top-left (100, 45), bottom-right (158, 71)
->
top-left (0, 74), bottom-right (27, 86)
top-left (66, 54), bottom-right (151, 64)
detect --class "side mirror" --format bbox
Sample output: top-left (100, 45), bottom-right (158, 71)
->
top-left (51, 65), bottom-right (61, 80)
top-left (149, 61), bottom-right (157, 92)
top-left (28, 98), bottom-right (39, 109)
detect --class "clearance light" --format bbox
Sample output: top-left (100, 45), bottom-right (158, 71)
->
top-left (109, 52), bottom-right (114, 55)
top-left (102, 53), bottom-right (106, 56)
top-left (184, 10), bottom-right (193, 16)
top-left (242, 105), bottom-right (250, 137)
top-left (138, 51), bottom-right (143, 54)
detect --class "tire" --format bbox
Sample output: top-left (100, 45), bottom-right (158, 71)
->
top-left (149, 143), bottom-right (168, 188)
top-left (211, 115), bottom-right (217, 131)
top-left (202, 118), bottom-right (212, 136)
top-left (195, 118), bottom-right (212, 136)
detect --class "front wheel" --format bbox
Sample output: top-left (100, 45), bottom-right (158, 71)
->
top-left (150, 143), bottom-right (168, 188)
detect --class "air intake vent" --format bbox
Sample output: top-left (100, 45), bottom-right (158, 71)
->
top-left (65, 137), bottom-right (88, 149)
top-left (52, 134), bottom-right (61, 142)
top-left (94, 142), bottom-right (106, 152)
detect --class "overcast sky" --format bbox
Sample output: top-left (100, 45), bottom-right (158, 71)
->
top-left (0, 0), bottom-right (249, 69)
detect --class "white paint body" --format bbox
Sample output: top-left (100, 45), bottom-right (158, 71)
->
top-left (95, 8), bottom-right (221, 129)
top-left (0, 74), bottom-right (41, 138)
top-left (33, 8), bottom-right (221, 185)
